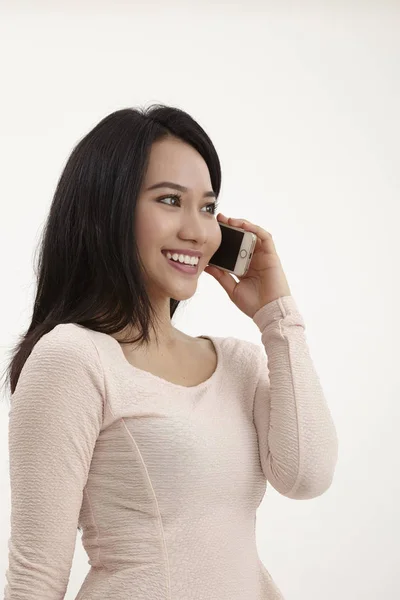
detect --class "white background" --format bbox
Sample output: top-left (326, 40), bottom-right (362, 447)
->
top-left (0, 1), bottom-right (399, 598)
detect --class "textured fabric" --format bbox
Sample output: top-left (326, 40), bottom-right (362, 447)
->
top-left (4, 295), bottom-right (338, 599)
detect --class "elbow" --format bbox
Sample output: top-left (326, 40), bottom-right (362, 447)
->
top-left (267, 461), bottom-right (337, 500)
top-left (285, 451), bottom-right (339, 500)
top-left (267, 431), bottom-right (339, 500)
top-left (286, 470), bottom-right (336, 500)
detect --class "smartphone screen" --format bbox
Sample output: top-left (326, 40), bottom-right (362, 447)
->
top-left (208, 223), bottom-right (245, 271)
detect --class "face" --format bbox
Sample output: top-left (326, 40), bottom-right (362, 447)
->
top-left (134, 136), bottom-right (222, 302)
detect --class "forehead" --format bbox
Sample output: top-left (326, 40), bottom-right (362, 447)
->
top-left (143, 137), bottom-right (212, 188)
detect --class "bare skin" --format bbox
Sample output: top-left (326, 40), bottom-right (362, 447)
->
top-left (118, 331), bottom-right (217, 387)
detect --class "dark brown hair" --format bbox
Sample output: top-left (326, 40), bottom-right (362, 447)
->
top-left (1, 104), bottom-right (221, 402)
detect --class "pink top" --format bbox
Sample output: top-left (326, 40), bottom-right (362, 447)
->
top-left (4, 295), bottom-right (338, 600)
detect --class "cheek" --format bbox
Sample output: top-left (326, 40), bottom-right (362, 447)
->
top-left (212, 224), bottom-right (222, 251)
top-left (134, 207), bottom-right (168, 247)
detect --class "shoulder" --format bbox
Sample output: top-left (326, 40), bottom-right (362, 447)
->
top-left (205, 334), bottom-right (264, 375)
top-left (12, 323), bottom-right (105, 427)
top-left (216, 334), bottom-right (262, 356)
top-left (29, 323), bottom-right (103, 375)
top-left (34, 322), bottom-right (94, 351)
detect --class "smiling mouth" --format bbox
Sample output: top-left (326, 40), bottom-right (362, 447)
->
top-left (162, 251), bottom-right (200, 274)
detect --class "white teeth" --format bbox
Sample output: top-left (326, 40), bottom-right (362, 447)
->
top-left (165, 251), bottom-right (199, 266)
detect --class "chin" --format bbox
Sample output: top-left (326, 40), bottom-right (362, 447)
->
top-left (165, 280), bottom-right (198, 299)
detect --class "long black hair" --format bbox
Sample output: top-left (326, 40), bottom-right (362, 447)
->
top-left (1, 104), bottom-right (222, 401)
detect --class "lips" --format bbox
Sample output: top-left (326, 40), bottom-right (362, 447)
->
top-left (162, 250), bottom-right (200, 265)
top-left (162, 250), bottom-right (200, 274)
top-left (162, 249), bottom-right (202, 258)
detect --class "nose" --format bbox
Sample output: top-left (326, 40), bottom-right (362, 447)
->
top-left (177, 211), bottom-right (209, 245)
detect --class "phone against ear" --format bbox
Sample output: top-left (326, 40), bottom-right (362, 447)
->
top-left (207, 222), bottom-right (257, 277)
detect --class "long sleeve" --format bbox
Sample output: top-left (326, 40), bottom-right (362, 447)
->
top-left (3, 325), bottom-right (105, 600)
top-left (252, 295), bottom-right (338, 500)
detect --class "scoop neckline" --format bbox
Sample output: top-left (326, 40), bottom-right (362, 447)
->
top-left (112, 334), bottom-right (221, 391)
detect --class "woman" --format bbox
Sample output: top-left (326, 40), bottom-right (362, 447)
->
top-left (2, 105), bottom-right (338, 599)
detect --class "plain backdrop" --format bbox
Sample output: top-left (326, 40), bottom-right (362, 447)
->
top-left (0, 1), bottom-right (399, 599)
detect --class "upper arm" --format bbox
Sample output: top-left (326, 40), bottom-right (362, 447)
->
top-left (4, 325), bottom-right (105, 599)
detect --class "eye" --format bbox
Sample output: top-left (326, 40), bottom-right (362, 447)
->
top-left (157, 194), bottom-right (219, 215)
top-left (157, 194), bottom-right (182, 207)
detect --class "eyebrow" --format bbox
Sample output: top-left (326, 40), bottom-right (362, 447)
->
top-left (146, 181), bottom-right (216, 199)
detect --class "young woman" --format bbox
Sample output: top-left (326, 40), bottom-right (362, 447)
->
top-left (2, 105), bottom-right (338, 600)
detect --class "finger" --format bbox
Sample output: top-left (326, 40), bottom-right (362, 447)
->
top-left (204, 265), bottom-right (237, 300)
top-left (220, 215), bottom-right (277, 253)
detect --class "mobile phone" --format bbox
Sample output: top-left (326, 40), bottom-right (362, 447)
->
top-left (207, 222), bottom-right (257, 277)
